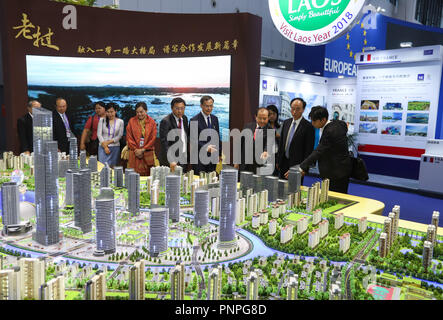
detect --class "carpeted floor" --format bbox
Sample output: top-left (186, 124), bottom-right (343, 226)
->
top-left (304, 175), bottom-right (443, 227)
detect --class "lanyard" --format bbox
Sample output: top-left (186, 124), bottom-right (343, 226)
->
top-left (108, 120), bottom-right (116, 139)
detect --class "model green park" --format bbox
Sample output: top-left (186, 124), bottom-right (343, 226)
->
top-left (0, 165), bottom-right (442, 301)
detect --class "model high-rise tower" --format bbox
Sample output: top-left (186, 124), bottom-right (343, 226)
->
top-left (100, 164), bottom-right (111, 188)
top-left (165, 175), bottom-right (181, 223)
top-left (73, 169), bottom-right (92, 233)
top-left (58, 158), bottom-right (69, 178)
top-left (240, 171), bottom-right (253, 194)
top-left (95, 187), bottom-right (116, 254)
top-left (127, 172), bottom-right (140, 216)
top-left (68, 136), bottom-right (78, 170)
top-left (264, 176), bottom-right (278, 202)
top-left (287, 275), bottom-right (299, 300)
top-left (113, 167), bottom-right (124, 188)
top-left (246, 270), bottom-right (259, 300)
top-left (208, 265), bottom-right (223, 300)
top-left (149, 208), bottom-right (168, 257)
top-left (218, 169), bottom-right (238, 248)
top-left (33, 108), bottom-right (60, 246)
top-left (423, 241), bottom-right (433, 271)
top-left (1, 182), bottom-right (20, 233)
top-left (65, 169), bottom-right (75, 206)
top-left (194, 190), bottom-right (209, 228)
top-left (19, 257), bottom-right (46, 300)
top-left (0, 267), bottom-right (21, 300)
top-left (88, 155), bottom-right (98, 172)
top-left (79, 150), bottom-right (87, 169)
top-left (288, 166), bottom-right (302, 194)
top-left (124, 168), bottom-right (134, 188)
top-left (129, 259), bottom-right (146, 300)
top-left (170, 261), bottom-right (185, 300)
top-left (85, 271), bottom-right (106, 300)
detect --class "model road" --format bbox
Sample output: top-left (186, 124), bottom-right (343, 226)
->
top-left (344, 231), bottom-right (379, 300)
top-left (191, 244), bottom-right (206, 299)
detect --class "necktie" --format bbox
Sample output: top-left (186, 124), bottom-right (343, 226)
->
top-left (63, 113), bottom-right (70, 131)
top-left (178, 118), bottom-right (182, 129)
top-left (285, 121), bottom-right (297, 159)
top-left (207, 116), bottom-right (211, 129)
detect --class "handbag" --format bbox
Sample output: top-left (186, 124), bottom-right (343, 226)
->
top-left (350, 153), bottom-right (369, 181)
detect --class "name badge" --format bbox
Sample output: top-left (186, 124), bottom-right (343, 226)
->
top-left (139, 137), bottom-right (144, 148)
top-left (66, 131), bottom-right (71, 138)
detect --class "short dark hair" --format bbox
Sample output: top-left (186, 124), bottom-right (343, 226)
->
top-left (290, 98), bottom-right (306, 109)
top-left (309, 106), bottom-right (329, 122)
top-left (255, 107), bottom-right (269, 117)
top-left (105, 102), bottom-right (119, 112)
top-left (55, 97), bottom-right (66, 105)
top-left (171, 97), bottom-right (186, 108)
top-left (266, 105), bottom-right (280, 129)
top-left (95, 101), bottom-right (106, 108)
top-left (135, 102), bottom-right (147, 111)
top-left (200, 95), bottom-right (214, 105)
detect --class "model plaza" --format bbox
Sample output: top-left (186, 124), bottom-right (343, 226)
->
top-left (0, 149), bottom-right (442, 300)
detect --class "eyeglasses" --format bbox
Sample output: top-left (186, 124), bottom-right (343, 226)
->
top-left (173, 107), bottom-right (185, 111)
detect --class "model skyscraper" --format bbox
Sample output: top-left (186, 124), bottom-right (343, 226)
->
top-left (218, 169), bottom-right (238, 248)
top-left (85, 271), bottom-right (106, 300)
top-left (129, 260), bottom-right (146, 300)
top-left (79, 150), bottom-right (87, 169)
top-left (149, 208), bottom-right (168, 257)
top-left (68, 136), bottom-right (78, 170)
top-left (127, 172), bottom-right (140, 216)
top-left (100, 163), bottom-right (111, 188)
top-left (33, 108), bottom-right (60, 246)
top-left (208, 265), bottom-right (223, 300)
top-left (1, 182), bottom-right (20, 234)
top-left (170, 261), bottom-right (185, 300)
top-left (165, 175), bottom-right (180, 223)
top-left (113, 167), bottom-right (124, 188)
top-left (194, 190), bottom-right (209, 228)
top-left (73, 169), bottom-right (92, 233)
top-left (288, 166), bottom-right (302, 194)
top-left (65, 169), bottom-right (75, 206)
top-left (95, 187), bottom-right (116, 254)
top-left (88, 155), bottom-right (98, 172)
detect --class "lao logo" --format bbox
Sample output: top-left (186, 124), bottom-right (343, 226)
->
top-left (418, 74), bottom-right (425, 81)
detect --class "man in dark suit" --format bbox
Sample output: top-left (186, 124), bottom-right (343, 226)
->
top-left (278, 97), bottom-right (315, 180)
top-left (159, 97), bottom-right (189, 173)
top-left (17, 100), bottom-right (41, 154)
top-left (52, 97), bottom-right (74, 154)
top-left (234, 107), bottom-right (271, 174)
top-left (300, 107), bottom-right (352, 194)
top-left (189, 95), bottom-right (222, 175)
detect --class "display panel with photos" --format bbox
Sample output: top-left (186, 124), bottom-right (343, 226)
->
top-left (26, 55), bottom-right (232, 141)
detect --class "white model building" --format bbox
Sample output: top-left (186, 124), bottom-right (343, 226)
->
top-left (319, 219), bottom-right (329, 238)
top-left (339, 233), bottom-right (351, 253)
top-left (358, 217), bottom-right (368, 233)
top-left (246, 270), bottom-right (259, 300)
top-left (335, 213), bottom-right (344, 230)
top-left (170, 262), bottom-right (185, 300)
top-left (260, 210), bottom-right (268, 225)
top-left (287, 276), bottom-right (298, 300)
top-left (269, 220), bottom-right (277, 236)
top-left (422, 241), bottom-right (433, 271)
top-left (129, 260), bottom-right (146, 300)
top-left (280, 225), bottom-right (294, 244)
top-left (312, 209), bottom-right (322, 226)
top-left (85, 271), bottom-right (106, 300)
top-left (297, 217), bottom-right (308, 235)
top-left (308, 229), bottom-right (320, 249)
top-left (208, 265), bottom-right (223, 300)
top-left (320, 179), bottom-right (330, 204)
top-left (0, 267), bottom-right (22, 300)
top-left (252, 213), bottom-right (260, 229)
top-left (40, 274), bottom-right (65, 300)
top-left (19, 257), bottom-right (45, 300)
top-left (236, 198), bottom-right (245, 226)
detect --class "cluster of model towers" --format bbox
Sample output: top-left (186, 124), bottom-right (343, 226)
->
top-left (379, 206), bottom-right (440, 271)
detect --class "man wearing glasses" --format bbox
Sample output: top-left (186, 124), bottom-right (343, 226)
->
top-left (159, 97), bottom-right (189, 173)
top-left (278, 97), bottom-right (315, 180)
top-left (189, 95), bottom-right (222, 175)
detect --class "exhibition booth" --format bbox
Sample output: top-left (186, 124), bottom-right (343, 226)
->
top-left (0, 0), bottom-right (442, 303)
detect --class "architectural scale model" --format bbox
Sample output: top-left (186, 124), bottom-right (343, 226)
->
top-left (0, 151), bottom-right (442, 301)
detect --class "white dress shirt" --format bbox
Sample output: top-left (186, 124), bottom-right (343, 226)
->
top-left (173, 115), bottom-right (187, 153)
top-left (97, 117), bottom-right (124, 147)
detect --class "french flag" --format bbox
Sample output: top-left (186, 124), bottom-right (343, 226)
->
top-left (360, 54), bottom-right (371, 62)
